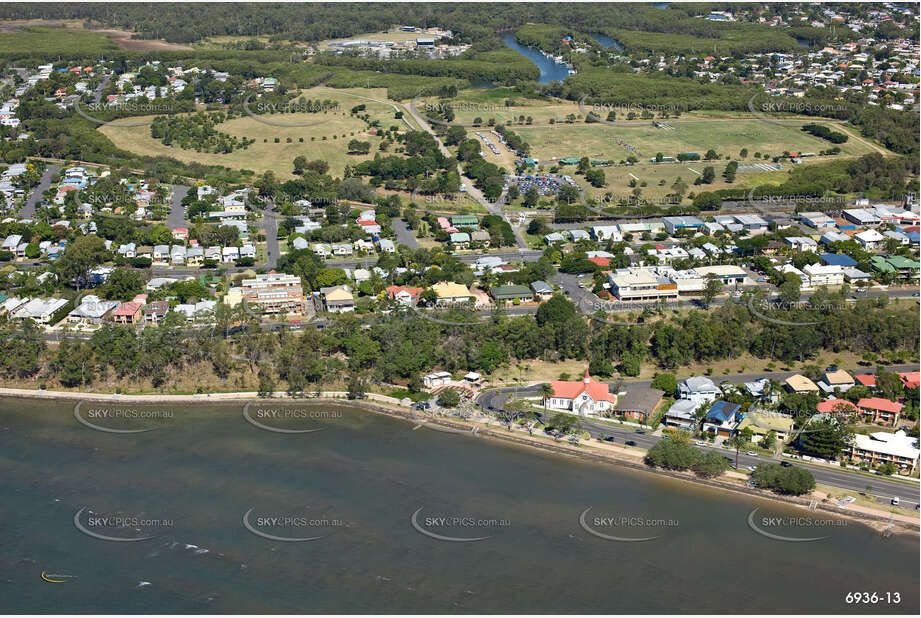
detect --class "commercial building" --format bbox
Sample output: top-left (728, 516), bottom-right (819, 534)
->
top-left (607, 269), bottom-right (678, 301)
top-left (241, 271), bottom-right (305, 315)
top-left (847, 430), bottom-right (919, 472)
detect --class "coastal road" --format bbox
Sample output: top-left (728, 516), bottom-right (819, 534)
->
top-left (476, 384), bottom-right (920, 510)
top-left (166, 184), bottom-right (189, 229)
top-left (20, 165), bottom-right (59, 219)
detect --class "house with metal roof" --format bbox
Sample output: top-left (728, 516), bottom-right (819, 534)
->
top-left (702, 400), bottom-right (742, 436)
top-left (678, 376), bottom-right (721, 405)
top-left (491, 284), bottom-right (533, 304)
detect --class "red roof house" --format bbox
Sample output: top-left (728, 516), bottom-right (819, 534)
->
top-left (816, 398), bottom-right (858, 415)
top-left (546, 369), bottom-right (618, 416)
top-left (587, 256), bottom-right (610, 267)
top-left (898, 372), bottom-right (920, 389)
top-left (854, 374), bottom-right (876, 387)
top-left (857, 397), bottom-right (904, 426)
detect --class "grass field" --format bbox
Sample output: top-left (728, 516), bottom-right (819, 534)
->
top-left (416, 93), bottom-right (886, 200)
top-left (99, 87), bottom-right (413, 178)
top-left (0, 25), bottom-right (120, 54)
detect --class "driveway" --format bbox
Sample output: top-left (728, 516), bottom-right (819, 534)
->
top-left (21, 165), bottom-right (59, 219)
top-left (167, 184), bottom-right (189, 229)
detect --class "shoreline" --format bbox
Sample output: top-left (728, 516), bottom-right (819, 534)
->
top-left (2, 386), bottom-right (918, 535)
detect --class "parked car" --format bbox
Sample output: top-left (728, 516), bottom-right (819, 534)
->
top-left (746, 451), bottom-right (757, 456)
top-left (625, 440), bottom-right (637, 446)
top-left (694, 441), bottom-right (706, 446)
top-left (780, 461), bottom-right (793, 467)
top-left (635, 429), bottom-right (645, 434)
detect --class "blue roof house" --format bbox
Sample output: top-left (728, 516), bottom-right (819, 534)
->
top-left (702, 401), bottom-right (742, 437)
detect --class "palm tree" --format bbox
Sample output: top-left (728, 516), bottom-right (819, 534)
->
top-left (539, 383), bottom-right (553, 408)
top-left (728, 433), bottom-right (747, 469)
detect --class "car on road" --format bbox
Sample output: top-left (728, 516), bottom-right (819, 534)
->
top-left (746, 466), bottom-right (756, 471)
top-left (603, 436), bottom-right (616, 442)
top-left (625, 440), bottom-right (637, 446)
top-left (694, 441), bottom-right (706, 446)
top-left (635, 429), bottom-right (645, 434)
top-left (892, 496), bottom-right (900, 506)
top-left (913, 292), bottom-right (920, 298)
top-left (780, 461), bottom-right (792, 467)
top-left (746, 451), bottom-right (757, 456)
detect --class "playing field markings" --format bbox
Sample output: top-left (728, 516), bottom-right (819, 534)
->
top-left (687, 167), bottom-right (701, 175)
top-left (628, 173), bottom-right (639, 180)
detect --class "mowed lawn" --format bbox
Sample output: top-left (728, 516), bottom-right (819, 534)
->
top-left (513, 119), bottom-right (879, 164)
top-left (99, 87), bottom-right (411, 178)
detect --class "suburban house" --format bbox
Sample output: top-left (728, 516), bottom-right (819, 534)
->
top-left (817, 369), bottom-right (855, 393)
top-left (470, 230), bottom-right (490, 246)
top-left (111, 301), bottom-right (143, 325)
top-left (67, 295), bottom-right (118, 326)
top-left (545, 369), bottom-right (618, 417)
top-left (784, 374), bottom-right (820, 393)
top-left (613, 387), bottom-right (664, 423)
top-left (317, 285), bottom-right (354, 313)
top-left (143, 300), bottom-right (170, 325)
top-left (855, 229), bottom-right (885, 250)
top-left (491, 284), bottom-right (533, 304)
top-left (702, 400), bottom-right (742, 436)
top-left (11, 298), bottom-right (68, 324)
top-left (530, 280), bottom-right (553, 301)
top-left (664, 399), bottom-right (699, 430)
top-left (152, 244), bottom-right (170, 262)
top-left (385, 285), bottom-right (423, 306)
top-left (449, 232), bottom-right (471, 247)
top-left (847, 430), bottom-right (919, 472)
top-left (857, 397), bottom-right (903, 426)
top-left (802, 263), bottom-right (844, 287)
top-left (431, 281), bottom-right (473, 305)
top-left (816, 398), bottom-right (859, 418)
top-left (677, 376), bottom-right (721, 405)
top-left (735, 411), bottom-right (794, 442)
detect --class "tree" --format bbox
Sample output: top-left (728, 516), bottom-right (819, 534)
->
top-left (701, 275), bottom-right (722, 309)
top-left (55, 235), bottom-right (108, 290)
top-left (100, 267), bottom-right (144, 300)
top-left (438, 388), bottom-right (460, 408)
top-left (727, 432), bottom-right (747, 469)
top-left (650, 373), bottom-right (677, 396)
top-left (751, 463), bottom-right (815, 495)
top-left (799, 418), bottom-right (853, 460)
top-left (645, 439), bottom-right (700, 470)
top-left (693, 450), bottom-right (730, 478)
top-left (257, 367), bottom-right (276, 397)
top-left (778, 276), bottom-right (802, 305)
top-left (535, 294), bottom-right (577, 327)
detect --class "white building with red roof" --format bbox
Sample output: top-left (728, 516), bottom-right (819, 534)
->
top-left (545, 369), bottom-right (617, 416)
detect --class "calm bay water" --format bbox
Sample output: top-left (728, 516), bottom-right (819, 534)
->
top-left (0, 397), bottom-right (918, 614)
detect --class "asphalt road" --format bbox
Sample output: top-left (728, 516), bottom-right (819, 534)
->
top-left (391, 218), bottom-right (419, 249)
top-left (21, 165), bottom-right (59, 219)
top-left (261, 204), bottom-right (280, 270)
top-left (476, 385), bottom-right (920, 510)
top-left (166, 185), bottom-right (189, 229)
